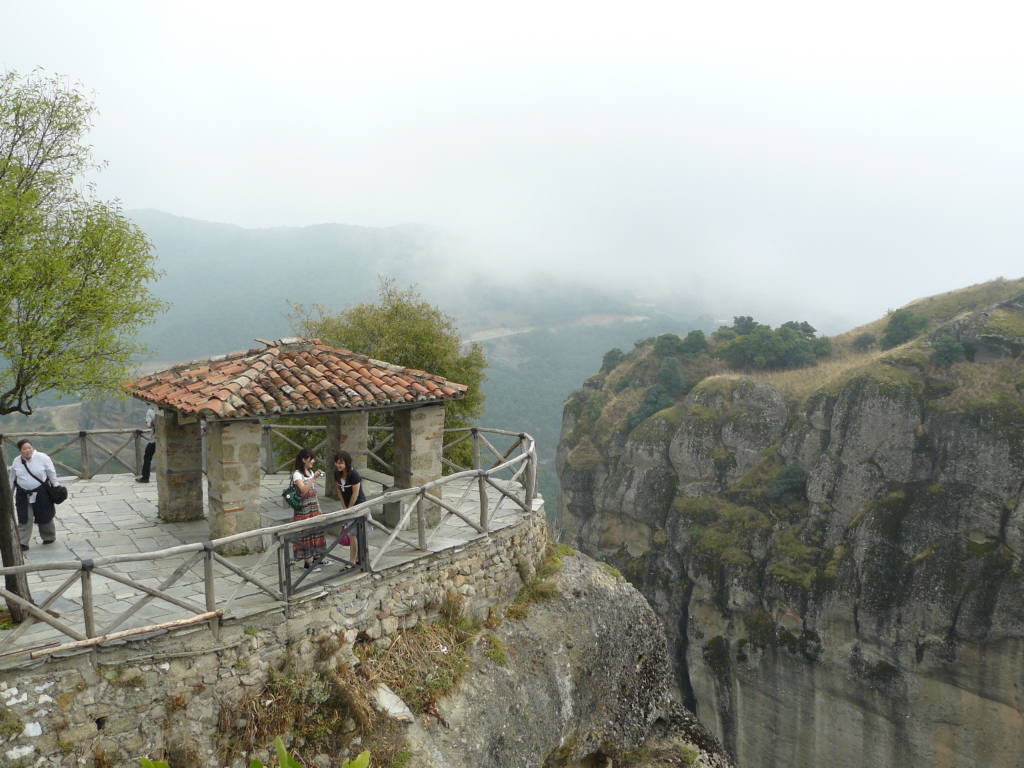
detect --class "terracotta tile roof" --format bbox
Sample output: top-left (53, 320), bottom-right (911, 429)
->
top-left (128, 338), bottom-right (468, 419)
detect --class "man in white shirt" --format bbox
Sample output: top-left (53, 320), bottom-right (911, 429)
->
top-left (8, 439), bottom-right (59, 550)
top-left (136, 407), bottom-right (156, 483)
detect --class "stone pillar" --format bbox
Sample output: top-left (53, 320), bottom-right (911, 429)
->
top-left (325, 411), bottom-right (369, 499)
top-left (205, 420), bottom-right (264, 554)
top-left (155, 409), bottom-right (204, 522)
top-left (392, 404), bottom-right (445, 527)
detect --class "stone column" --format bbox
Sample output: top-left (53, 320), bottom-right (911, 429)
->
top-left (205, 420), bottom-right (264, 554)
top-left (155, 409), bottom-right (204, 522)
top-left (325, 411), bottom-right (368, 499)
top-left (392, 404), bottom-right (445, 527)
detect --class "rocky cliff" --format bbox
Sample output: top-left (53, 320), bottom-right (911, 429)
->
top-left (556, 281), bottom-right (1024, 767)
top-left (404, 553), bottom-right (732, 768)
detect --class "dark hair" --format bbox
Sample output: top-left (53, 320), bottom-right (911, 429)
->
top-left (293, 448), bottom-right (316, 474)
top-left (333, 451), bottom-right (353, 477)
top-left (16, 439), bottom-right (32, 450)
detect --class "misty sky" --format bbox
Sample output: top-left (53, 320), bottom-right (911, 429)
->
top-left (5, 1), bottom-right (1024, 331)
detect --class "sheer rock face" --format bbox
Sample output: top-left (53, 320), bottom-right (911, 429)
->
top-left (402, 555), bottom-right (732, 768)
top-left (557, 358), bottom-right (1024, 767)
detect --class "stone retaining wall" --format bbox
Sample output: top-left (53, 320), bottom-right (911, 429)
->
top-left (0, 503), bottom-right (548, 767)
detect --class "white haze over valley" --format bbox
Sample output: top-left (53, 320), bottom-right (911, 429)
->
top-left (5, 0), bottom-right (1024, 332)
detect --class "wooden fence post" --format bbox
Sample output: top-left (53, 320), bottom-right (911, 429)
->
top-left (134, 431), bottom-right (143, 476)
top-left (204, 543), bottom-right (219, 640)
top-left (263, 427), bottom-right (275, 474)
top-left (417, 491), bottom-right (427, 550)
top-left (79, 432), bottom-right (90, 479)
top-left (81, 562), bottom-right (96, 666)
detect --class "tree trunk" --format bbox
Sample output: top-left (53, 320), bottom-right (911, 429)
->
top-left (0, 469), bottom-right (32, 622)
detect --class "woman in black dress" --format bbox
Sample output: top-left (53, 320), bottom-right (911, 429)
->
top-left (333, 450), bottom-right (365, 564)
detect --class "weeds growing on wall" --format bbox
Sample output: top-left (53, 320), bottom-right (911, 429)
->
top-left (217, 647), bottom-right (405, 768)
top-left (356, 593), bottom-right (479, 715)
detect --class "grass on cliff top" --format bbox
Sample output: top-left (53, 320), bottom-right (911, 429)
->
top-left (926, 358), bottom-right (1024, 418)
top-left (832, 277), bottom-right (1024, 351)
top-left (506, 543), bottom-right (575, 620)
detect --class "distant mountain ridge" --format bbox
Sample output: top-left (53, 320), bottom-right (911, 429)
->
top-left (128, 209), bottom-right (459, 362)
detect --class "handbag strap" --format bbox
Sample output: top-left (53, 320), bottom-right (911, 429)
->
top-left (20, 457), bottom-right (49, 488)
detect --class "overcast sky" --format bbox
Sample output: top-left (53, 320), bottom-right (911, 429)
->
top-left (5, 1), bottom-right (1024, 330)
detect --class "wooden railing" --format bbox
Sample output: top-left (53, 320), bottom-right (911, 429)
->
top-left (0, 429), bottom-right (148, 479)
top-left (261, 424), bottom-right (394, 475)
top-left (0, 428), bottom-right (537, 662)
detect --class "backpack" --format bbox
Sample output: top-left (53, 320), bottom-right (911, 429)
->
top-left (281, 483), bottom-right (303, 512)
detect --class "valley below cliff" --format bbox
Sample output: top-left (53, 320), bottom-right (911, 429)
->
top-left (556, 279), bottom-right (1024, 767)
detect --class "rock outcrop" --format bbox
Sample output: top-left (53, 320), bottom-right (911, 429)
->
top-left (557, 286), bottom-right (1024, 767)
top-left (404, 553), bottom-right (731, 768)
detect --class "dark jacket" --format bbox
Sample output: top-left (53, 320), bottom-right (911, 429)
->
top-left (13, 479), bottom-right (56, 527)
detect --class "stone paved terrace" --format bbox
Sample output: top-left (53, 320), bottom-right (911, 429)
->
top-left (0, 471), bottom-right (539, 664)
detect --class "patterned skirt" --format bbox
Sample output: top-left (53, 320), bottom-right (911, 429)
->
top-left (293, 488), bottom-right (326, 557)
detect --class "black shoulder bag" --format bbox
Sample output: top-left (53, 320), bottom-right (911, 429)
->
top-left (21, 458), bottom-right (68, 505)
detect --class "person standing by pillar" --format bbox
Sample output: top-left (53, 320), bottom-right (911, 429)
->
top-left (136, 407), bottom-right (156, 483)
top-left (9, 440), bottom-right (58, 550)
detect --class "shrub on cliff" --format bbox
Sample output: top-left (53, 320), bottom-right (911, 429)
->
top-left (716, 326), bottom-right (818, 370)
top-left (656, 357), bottom-right (690, 397)
top-left (626, 384), bottom-right (676, 433)
top-left (601, 347), bottom-right (626, 372)
top-left (681, 330), bottom-right (710, 357)
top-left (931, 335), bottom-right (966, 366)
top-left (852, 332), bottom-right (876, 351)
top-left (766, 463), bottom-right (807, 504)
top-left (880, 309), bottom-right (929, 349)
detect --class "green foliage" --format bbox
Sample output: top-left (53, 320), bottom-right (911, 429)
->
top-left (656, 357), bottom-right (689, 397)
top-left (0, 69), bottom-right (167, 416)
top-left (716, 326), bottom-right (818, 371)
top-left (780, 320), bottom-right (816, 338)
top-left (852, 331), bottom-right (877, 351)
top-left (144, 739), bottom-right (370, 768)
top-left (681, 330), bottom-right (709, 357)
top-left (765, 463), bottom-right (807, 503)
top-left (714, 327), bottom-right (737, 341)
top-left (730, 316), bottom-right (762, 335)
top-left (880, 309), bottom-right (929, 349)
top-left (601, 347), bottom-right (625, 372)
top-left (811, 336), bottom-right (833, 357)
top-left (626, 383), bottom-right (676, 433)
top-left (653, 333), bottom-right (685, 358)
top-left (483, 634), bottom-right (508, 666)
top-left (932, 335), bottom-right (966, 366)
top-left (293, 278), bottom-right (486, 470)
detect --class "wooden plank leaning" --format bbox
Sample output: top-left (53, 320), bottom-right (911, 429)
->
top-left (24, 611), bottom-right (224, 660)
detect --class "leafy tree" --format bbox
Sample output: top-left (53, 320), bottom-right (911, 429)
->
top-left (780, 320), bottom-right (816, 338)
top-left (291, 278), bottom-right (486, 470)
top-left (656, 357), bottom-right (689, 397)
top-left (716, 326), bottom-right (817, 371)
top-left (852, 332), bottom-right (876, 352)
top-left (880, 309), bottom-right (929, 349)
top-left (0, 70), bottom-right (166, 619)
top-left (680, 330), bottom-right (709, 357)
top-left (652, 334), bottom-right (684, 358)
top-left (811, 336), bottom-right (833, 358)
top-left (932, 335), bottom-right (966, 366)
top-left (601, 347), bottom-right (625, 372)
top-left (626, 384), bottom-right (675, 433)
top-left (731, 316), bottom-right (761, 336)
top-left (714, 327), bottom-right (737, 342)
